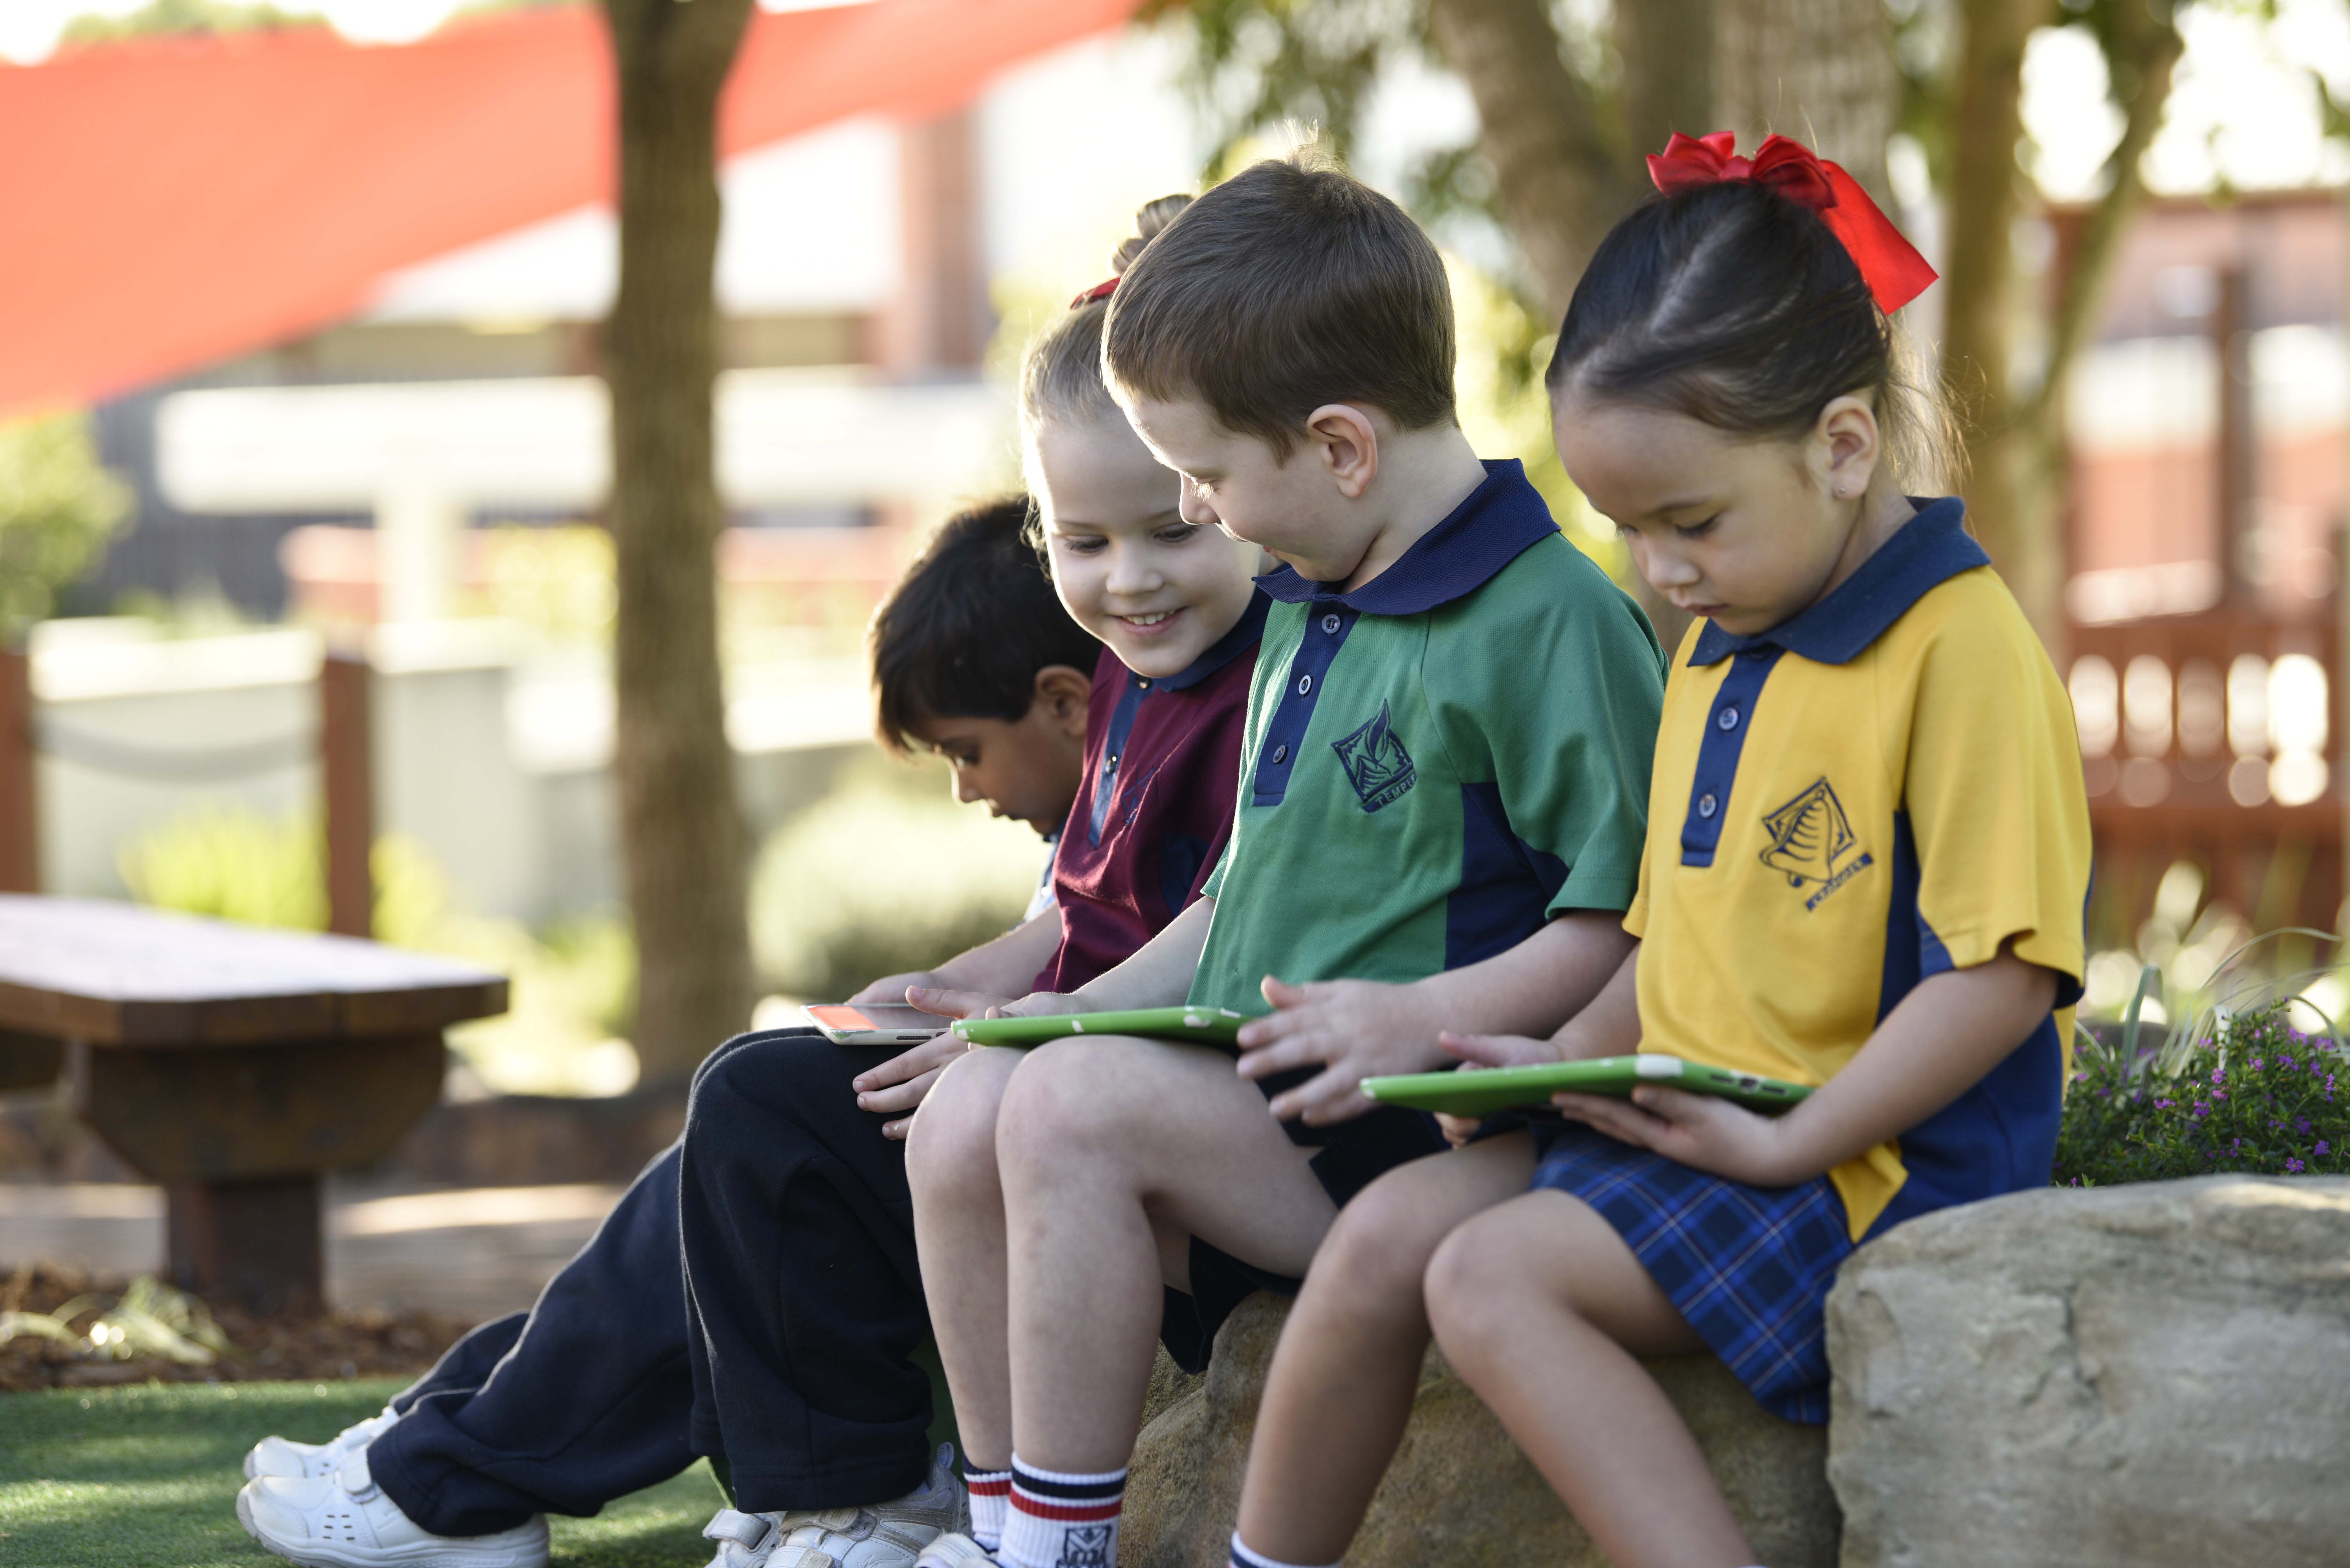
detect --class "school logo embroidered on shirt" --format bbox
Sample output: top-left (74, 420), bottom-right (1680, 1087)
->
top-left (1759, 777), bottom-right (1873, 910)
top-left (1330, 701), bottom-right (1417, 812)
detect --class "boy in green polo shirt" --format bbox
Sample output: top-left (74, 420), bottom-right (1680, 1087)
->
top-left (903, 156), bottom-right (1665, 1568)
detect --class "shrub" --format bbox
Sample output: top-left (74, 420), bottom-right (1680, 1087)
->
top-left (750, 754), bottom-right (1048, 1002)
top-left (0, 411), bottom-right (131, 633)
top-left (2055, 1001), bottom-right (2349, 1186)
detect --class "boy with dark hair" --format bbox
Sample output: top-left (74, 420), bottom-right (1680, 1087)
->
top-left (905, 159), bottom-right (1666, 1568)
top-left (235, 492), bottom-right (1257, 1568)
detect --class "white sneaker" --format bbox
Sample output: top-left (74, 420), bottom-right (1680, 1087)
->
top-left (246, 1405), bottom-right (403, 1481)
top-left (703, 1444), bottom-right (969, 1568)
top-left (909, 1534), bottom-right (1000, 1568)
top-left (235, 1451), bottom-right (550, 1568)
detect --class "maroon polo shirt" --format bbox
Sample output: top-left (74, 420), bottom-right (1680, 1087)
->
top-left (1032, 592), bottom-right (1268, 993)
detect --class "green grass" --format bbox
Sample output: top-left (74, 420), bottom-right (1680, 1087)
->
top-left (0, 1380), bottom-right (724, 1567)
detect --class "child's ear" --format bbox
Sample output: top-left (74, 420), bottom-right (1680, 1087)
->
top-left (1305, 404), bottom-right (1380, 499)
top-left (1816, 394), bottom-right (1881, 501)
top-left (1033, 665), bottom-right (1094, 738)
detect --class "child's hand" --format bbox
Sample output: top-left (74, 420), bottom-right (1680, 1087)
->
top-left (1235, 976), bottom-right (1453, 1126)
top-left (849, 970), bottom-right (943, 1006)
top-left (1429, 1032), bottom-right (1565, 1146)
top-left (1549, 1087), bottom-right (1801, 1186)
top-left (904, 985), bottom-right (1020, 1022)
top-left (853, 1031), bottom-right (971, 1140)
top-left (1435, 1112), bottom-right (1483, 1149)
top-left (1438, 1031), bottom-right (1566, 1069)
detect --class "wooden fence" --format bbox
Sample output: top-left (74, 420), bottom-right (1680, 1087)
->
top-left (2068, 609), bottom-right (2342, 943)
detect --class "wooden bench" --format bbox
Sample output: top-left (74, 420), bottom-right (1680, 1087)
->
top-left (0, 895), bottom-right (506, 1310)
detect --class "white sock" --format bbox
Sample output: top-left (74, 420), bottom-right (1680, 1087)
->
top-left (1001, 1455), bottom-right (1124, 1568)
top-left (962, 1463), bottom-right (1011, 1551)
top-left (1230, 1531), bottom-right (1343, 1568)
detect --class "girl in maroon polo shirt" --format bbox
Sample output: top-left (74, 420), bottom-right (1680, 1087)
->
top-left (904, 197), bottom-right (1274, 1561)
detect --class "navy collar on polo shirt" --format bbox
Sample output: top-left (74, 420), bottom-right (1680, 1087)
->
top-left (1141, 588), bottom-right (1270, 693)
top-left (1688, 497), bottom-right (1985, 668)
top-left (1254, 459), bottom-right (1560, 615)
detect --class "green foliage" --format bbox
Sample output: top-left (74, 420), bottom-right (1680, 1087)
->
top-left (118, 803), bottom-right (642, 1096)
top-left (2057, 1001), bottom-right (2349, 1186)
top-left (0, 1380), bottom-right (724, 1568)
top-left (1, 1278), bottom-right (231, 1367)
top-left (60, 0), bottom-right (316, 44)
top-left (0, 414), bottom-right (131, 637)
top-left (115, 804), bottom-right (451, 946)
top-left (751, 754), bottom-right (1048, 1002)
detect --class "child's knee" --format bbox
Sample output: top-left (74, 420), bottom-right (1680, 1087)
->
top-left (1310, 1181), bottom-right (1441, 1305)
top-left (906, 1048), bottom-right (1016, 1190)
top-left (994, 1037), bottom-right (1129, 1164)
top-left (1423, 1217), bottom-right (1518, 1348)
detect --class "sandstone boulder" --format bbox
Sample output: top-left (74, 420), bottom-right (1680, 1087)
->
top-left (1827, 1175), bottom-right (2350, 1568)
top-left (1124, 1292), bottom-right (1839, 1567)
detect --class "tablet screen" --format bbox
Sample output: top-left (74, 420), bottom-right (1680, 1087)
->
top-left (806, 1004), bottom-right (944, 1033)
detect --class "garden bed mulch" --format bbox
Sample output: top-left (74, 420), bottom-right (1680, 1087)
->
top-left (0, 1263), bottom-right (470, 1392)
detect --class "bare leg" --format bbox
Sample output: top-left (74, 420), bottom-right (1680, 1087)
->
top-left (994, 1036), bottom-right (1338, 1473)
top-left (1234, 1133), bottom-right (1534, 1565)
top-left (905, 1046), bottom-right (1025, 1470)
top-left (1426, 1191), bottom-right (1753, 1568)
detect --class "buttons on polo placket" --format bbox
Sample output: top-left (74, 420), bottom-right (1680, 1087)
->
top-left (1251, 599), bottom-right (1355, 807)
top-left (1698, 793), bottom-right (1718, 818)
top-left (1717, 705), bottom-right (1740, 731)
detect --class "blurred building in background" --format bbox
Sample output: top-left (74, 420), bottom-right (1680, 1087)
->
top-left (6, 2), bottom-right (1198, 931)
top-left (2060, 191), bottom-right (2347, 939)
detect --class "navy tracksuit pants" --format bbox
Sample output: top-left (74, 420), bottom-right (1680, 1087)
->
top-left (367, 1029), bottom-right (935, 1537)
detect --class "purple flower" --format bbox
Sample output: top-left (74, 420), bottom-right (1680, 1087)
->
top-left (2319, 1141), bottom-right (2333, 1157)
top-left (2154, 1098), bottom-right (2175, 1111)
top-left (2287, 1158), bottom-right (2307, 1174)
top-left (2193, 1103), bottom-right (2212, 1118)
top-left (2281, 1054), bottom-right (2298, 1069)
top-left (2215, 1089), bottom-right (2230, 1101)
top-left (2213, 1067), bottom-right (2228, 1084)
top-left (2252, 1058), bottom-right (2266, 1071)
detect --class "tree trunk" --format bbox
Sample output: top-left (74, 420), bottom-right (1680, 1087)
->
top-left (1617, 0), bottom-right (1714, 167)
top-left (1941, 0), bottom-right (2180, 644)
top-left (1711, 0), bottom-right (1899, 206)
top-left (1422, 0), bottom-right (1633, 325)
top-left (1939, 0), bottom-right (2048, 624)
top-left (601, 0), bottom-right (757, 1086)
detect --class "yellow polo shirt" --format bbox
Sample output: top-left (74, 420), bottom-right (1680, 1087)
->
top-left (1625, 498), bottom-right (2091, 1240)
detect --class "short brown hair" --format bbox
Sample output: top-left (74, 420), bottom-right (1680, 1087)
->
top-left (869, 496), bottom-right (1098, 756)
top-left (1102, 157), bottom-right (1457, 458)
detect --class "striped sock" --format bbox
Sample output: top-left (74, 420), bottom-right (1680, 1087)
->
top-left (1000, 1455), bottom-right (1124, 1568)
top-left (1229, 1532), bottom-right (1344, 1568)
top-left (962, 1463), bottom-right (1011, 1551)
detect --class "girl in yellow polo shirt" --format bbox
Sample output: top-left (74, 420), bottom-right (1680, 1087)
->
top-left (1221, 135), bottom-right (2090, 1568)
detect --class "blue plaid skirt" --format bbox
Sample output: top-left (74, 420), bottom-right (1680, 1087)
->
top-left (1528, 1121), bottom-right (1853, 1424)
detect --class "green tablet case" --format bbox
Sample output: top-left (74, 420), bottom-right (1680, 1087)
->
top-left (951, 1006), bottom-right (1255, 1050)
top-left (1359, 1053), bottom-right (1813, 1117)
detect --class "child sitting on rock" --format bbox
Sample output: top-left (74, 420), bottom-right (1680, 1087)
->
top-left (903, 154), bottom-right (1666, 1568)
top-left (1222, 133), bottom-right (2093, 1568)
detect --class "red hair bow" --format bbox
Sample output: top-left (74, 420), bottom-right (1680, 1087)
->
top-left (1646, 131), bottom-right (1937, 314)
top-left (1069, 277), bottom-right (1118, 309)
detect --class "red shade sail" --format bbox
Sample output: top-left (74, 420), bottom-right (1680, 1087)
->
top-left (0, 0), bottom-right (1137, 418)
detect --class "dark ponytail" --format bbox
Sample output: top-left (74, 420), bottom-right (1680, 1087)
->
top-left (1546, 180), bottom-right (1954, 486)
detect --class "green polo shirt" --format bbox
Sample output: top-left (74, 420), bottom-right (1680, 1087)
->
top-left (1189, 460), bottom-right (1665, 1014)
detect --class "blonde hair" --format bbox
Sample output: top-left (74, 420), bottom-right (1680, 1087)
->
top-left (1018, 195), bottom-right (1192, 433)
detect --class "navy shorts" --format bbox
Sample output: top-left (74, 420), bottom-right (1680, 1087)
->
top-left (1528, 1121), bottom-right (1855, 1424)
